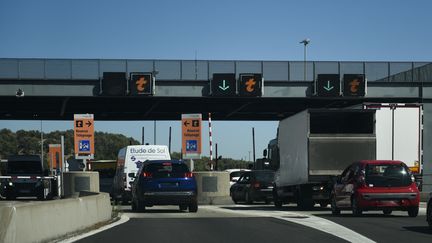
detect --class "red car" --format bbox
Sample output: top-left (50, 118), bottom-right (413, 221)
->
top-left (331, 160), bottom-right (419, 217)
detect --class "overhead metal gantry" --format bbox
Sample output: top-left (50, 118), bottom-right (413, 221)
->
top-left (0, 58), bottom-right (430, 120)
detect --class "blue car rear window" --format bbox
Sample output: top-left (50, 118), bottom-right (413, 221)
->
top-left (144, 163), bottom-right (189, 178)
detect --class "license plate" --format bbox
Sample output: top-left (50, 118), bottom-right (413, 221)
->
top-left (260, 188), bottom-right (273, 192)
top-left (160, 182), bottom-right (178, 187)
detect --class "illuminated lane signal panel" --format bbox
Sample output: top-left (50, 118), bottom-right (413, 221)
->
top-left (211, 73), bottom-right (237, 96)
top-left (102, 72), bottom-right (127, 96)
top-left (343, 74), bottom-right (366, 97)
top-left (315, 74), bottom-right (341, 97)
top-left (130, 72), bottom-right (154, 95)
top-left (238, 74), bottom-right (263, 97)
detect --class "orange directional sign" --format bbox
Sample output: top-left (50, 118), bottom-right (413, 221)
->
top-left (74, 114), bottom-right (95, 158)
top-left (182, 114), bottom-right (202, 159)
top-left (343, 74), bottom-right (366, 97)
top-left (239, 73), bottom-right (263, 97)
top-left (130, 72), bottom-right (153, 95)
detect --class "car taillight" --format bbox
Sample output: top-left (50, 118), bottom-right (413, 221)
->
top-left (142, 172), bottom-right (152, 178)
top-left (185, 172), bottom-right (193, 178)
top-left (253, 182), bottom-right (260, 188)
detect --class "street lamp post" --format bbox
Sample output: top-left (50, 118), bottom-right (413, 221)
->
top-left (300, 38), bottom-right (310, 81)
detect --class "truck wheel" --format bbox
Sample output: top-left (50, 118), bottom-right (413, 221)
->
top-left (320, 202), bottom-right (328, 208)
top-left (137, 200), bottom-right (146, 212)
top-left (331, 196), bottom-right (340, 215)
top-left (427, 202), bottom-right (432, 229)
top-left (407, 206), bottom-right (418, 217)
top-left (131, 200), bottom-right (137, 211)
top-left (245, 191), bottom-right (253, 204)
top-left (351, 198), bottom-right (362, 216)
top-left (296, 185), bottom-right (314, 210)
top-left (273, 188), bottom-right (283, 208)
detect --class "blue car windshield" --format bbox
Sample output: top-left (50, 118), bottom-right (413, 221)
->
top-left (145, 163), bottom-right (189, 178)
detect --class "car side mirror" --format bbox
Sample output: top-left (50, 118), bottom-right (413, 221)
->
top-left (128, 173), bottom-right (136, 178)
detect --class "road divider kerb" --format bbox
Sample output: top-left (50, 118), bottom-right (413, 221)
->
top-left (59, 214), bottom-right (130, 243)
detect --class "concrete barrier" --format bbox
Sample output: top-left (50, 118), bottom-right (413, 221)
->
top-left (63, 171), bottom-right (100, 198)
top-left (0, 193), bottom-right (111, 243)
top-left (194, 171), bottom-right (232, 205)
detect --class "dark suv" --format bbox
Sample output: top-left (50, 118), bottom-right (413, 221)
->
top-left (130, 160), bottom-right (198, 212)
top-left (0, 155), bottom-right (48, 200)
top-left (230, 170), bottom-right (275, 204)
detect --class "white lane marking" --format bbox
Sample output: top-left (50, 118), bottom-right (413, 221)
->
top-left (276, 215), bottom-right (375, 243)
top-left (58, 214), bottom-right (130, 243)
top-left (208, 205), bottom-right (375, 243)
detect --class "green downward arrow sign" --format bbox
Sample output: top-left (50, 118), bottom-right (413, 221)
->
top-left (323, 80), bottom-right (334, 91)
top-left (219, 80), bottom-right (230, 91)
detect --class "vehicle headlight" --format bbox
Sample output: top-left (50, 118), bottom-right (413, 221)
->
top-left (312, 186), bottom-right (324, 191)
top-left (8, 182), bottom-right (13, 186)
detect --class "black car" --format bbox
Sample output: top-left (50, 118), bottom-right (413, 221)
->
top-left (230, 170), bottom-right (275, 204)
top-left (130, 160), bottom-right (198, 212)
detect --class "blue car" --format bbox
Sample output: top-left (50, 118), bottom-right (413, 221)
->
top-left (130, 160), bottom-right (198, 212)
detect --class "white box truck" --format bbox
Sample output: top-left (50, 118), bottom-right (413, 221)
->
top-left (266, 109), bottom-right (377, 209)
top-left (112, 145), bottom-right (171, 203)
top-left (364, 103), bottom-right (423, 187)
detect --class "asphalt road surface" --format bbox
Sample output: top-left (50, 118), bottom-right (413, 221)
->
top-left (70, 203), bottom-right (431, 243)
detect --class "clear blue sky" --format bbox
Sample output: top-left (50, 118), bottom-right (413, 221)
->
top-left (0, 0), bottom-right (431, 160)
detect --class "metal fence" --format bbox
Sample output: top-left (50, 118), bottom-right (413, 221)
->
top-left (0, 58), bottom-right (430, 82)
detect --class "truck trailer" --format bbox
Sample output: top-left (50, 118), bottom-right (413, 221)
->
top-left (267, 109), bottom-right (377, 209)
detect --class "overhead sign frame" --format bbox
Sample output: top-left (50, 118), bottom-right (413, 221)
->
top-left (182, 114), bottom-right (202, 159)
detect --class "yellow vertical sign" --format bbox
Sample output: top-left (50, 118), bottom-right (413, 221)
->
top-left (74, 114), bottom-right (95, 158)
top-left (182, 114), bottom-right (202, 159)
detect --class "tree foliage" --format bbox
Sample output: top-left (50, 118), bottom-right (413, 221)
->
top-left (0, 129), bottom-right (249, 171)
top-left (0, 129), bottom-right (139, 162)
top-left (170, 152), bottom-right (251, 172)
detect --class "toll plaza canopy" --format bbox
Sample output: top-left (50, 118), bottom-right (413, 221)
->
top-left (0, 58), bottom-right (431, 121)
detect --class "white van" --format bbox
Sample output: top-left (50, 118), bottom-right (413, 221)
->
top-left (112, 145), bottom-right (171, 203)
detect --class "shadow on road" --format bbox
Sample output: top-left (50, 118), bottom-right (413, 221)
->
top-left (222, 204), bottom-right (331, 212)
top-left (121, 208), bottom-right (191, 214)
top-left (316, 213), bottom-right (408, 218)
top-left (403, 226), bottom-right (432, 235)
